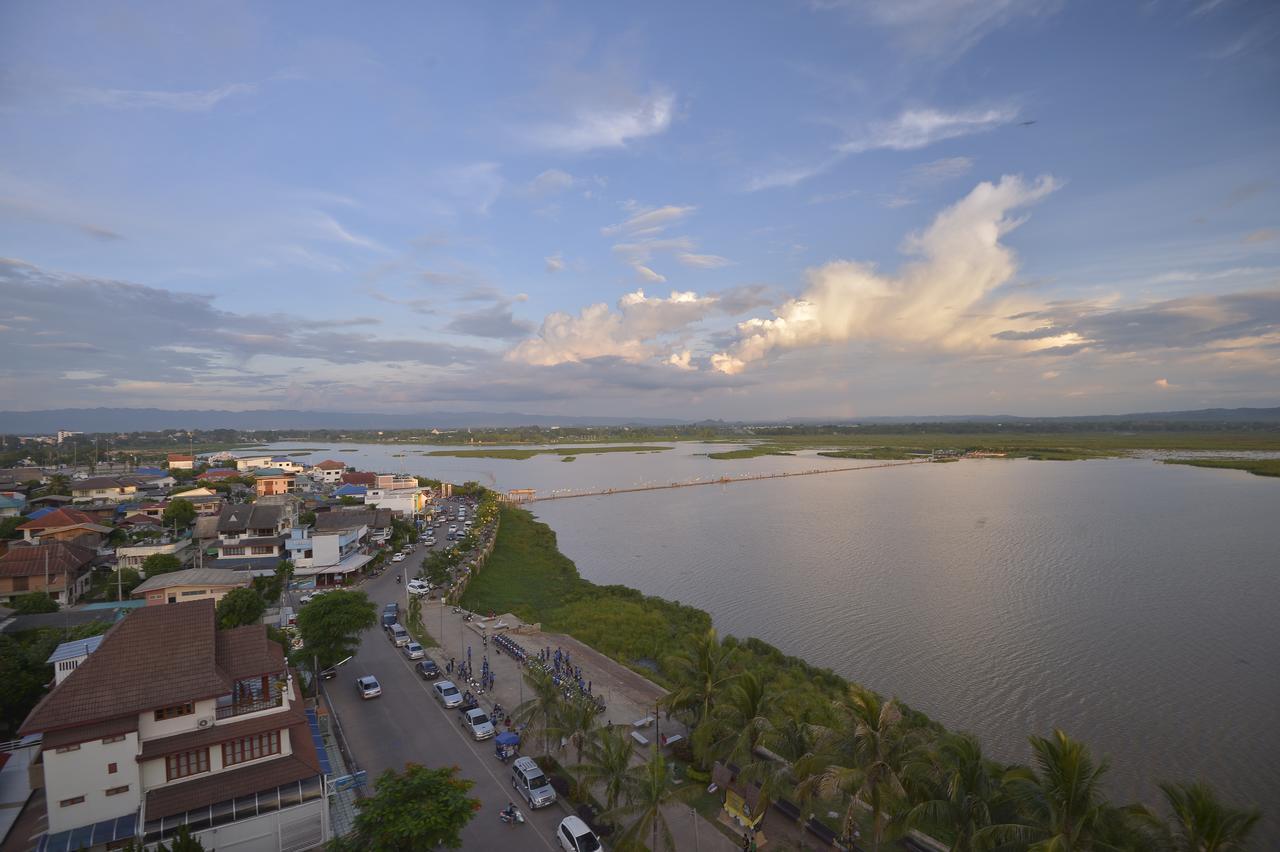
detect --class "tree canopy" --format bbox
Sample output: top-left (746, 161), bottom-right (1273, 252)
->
top-left (12, 592), bottom-right (59, 614)
top-left (162, 498), bottom-right (197, 529)
top-left (295, 589), bottom-right (376, 671)
top-left (141, 552), bottom-right (183, 576)
top-left (333, 763), bottom-right (479, 851)
top-left (216, 588), bottom-right (267, 629)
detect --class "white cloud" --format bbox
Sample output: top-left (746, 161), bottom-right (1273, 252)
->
top-left (508, 289), bottom-right (718, 366)
top-left (545, 252), bottom-right (566, 273)
top-left (602, 205), bottom-right (696, 237)
top-left (907, 156), bottom-right (975, 185)
top-left (312, 213), bottom-right (388, 253)
top-left (525, 88), bottom-right (676, 153)
top-left (745, 160), bottom-right (842, 192)
top-left (678, 252), bottom-right (733, 269)
top-left (839, 107), bottom-right (1017, 154)
top-left (71, 82), bottom-right (257, 112)
top-left (527, 169), bottom-right (577, 196)
top-left (633, 264), bottom-right (667, 283)
top-left (820, 0), bottom-right (1061, 59)
top-left (712, 174), bottom-right (1063, 373)
top-left (668, 350), bottom-right (695, 370)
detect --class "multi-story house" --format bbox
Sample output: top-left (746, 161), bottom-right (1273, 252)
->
top-left (16, 507), bottom-right (113, 547)
top-left (314, 507), bottom-right (393, 546)
top-left (364, 486), bottom-right (428, 517)
top-left (166, 454), bottom-right (195, 470)
top-left (267, 458), bottom-right (306, 474)
top-left (19, 599), bottom-right (329, 851)
top-left (215, 505), bottom-right (289, 564)
top-left (373, 474), bottom-right (417, 491)
top-left (309, 460), bottom-right (347, 484)
top-left (0, 541), bottom-right (95, 605)
top-left (116, 539), bottom-right (194, 574)
top-left (69, 477), bottom-right (139, 504)
top-left (282, 524), bottom-right (372, 587)
top-left (233, 456), bottom-right (275, 472)
top-left (254, 470), bottom-right (296, 498)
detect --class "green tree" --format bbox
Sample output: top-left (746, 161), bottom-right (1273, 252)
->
top-left (12, 592), bottom-right (59, 614)
top-left (662, 627), bottom-right (738, 729)
top-left (903, 732), bottom-right (1012, 852)
top-left (701, 669), bottom-right (776, 768)
top-left (578, 725), bottom-right (635, 813)
top-left (102, 567), bottom-right (143, 600)
top-left (552, 693), bottom-right (601, 798)
top-left (295, 589), bottom-right (376, 682)
top-left (252, 560), bottom-right (294, 605)
top-left (331, 763), bottom-right (479, 851)
top-left (216, 587), bottom-right (267, 629)
top-left (299, 510), bottom-right (317, 526)
top-left (986, 728), bottom-right (1120, 852)
top-left (0, 516), bottom-right (23, 540)
top-left (339, 495), bottom-right (362, 506)
top-left (45, 473), bottom-right (70, 495)
top-left (602, 748), bottom-right (692, 852)
top-left (162, 498), bottom-right (197, 529)
top-left (515, 665), bottom-right (565, 757)
top-left (141, 552), bottom-right (183, 577)
top-left (1144, 781), bottom-right (1261, 852)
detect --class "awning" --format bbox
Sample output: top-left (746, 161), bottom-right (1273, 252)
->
top-left (37, 813), bottom-right (137, 852)
top-left (316, 553), bottom-right (373, 575)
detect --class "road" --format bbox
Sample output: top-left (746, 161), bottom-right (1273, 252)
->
top-left (319, 506), bottom-right (568, 850)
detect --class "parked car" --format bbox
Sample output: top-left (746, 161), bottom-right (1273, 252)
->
top-left (391, 553), bottom-right (405, 563)
top-left (556, 816), bottom-right (602, 852)
top-left (403, 641), bottom-right (426, 660)
top-left (387, 624), bottom-right (410, 647)
top-left (356, 676), bottom-right (382, 699)
top-left (424, 537), bottom-right (436, 546)
top-left (461, 707), bottom-right (495, 740)
top-left (511, 757), bottom-right (557, 809)
top-left (416, 659), bottom-right (440, 680)
top-left (407, 580), bottom-right (430, 597)
top-left (433, 680), bottom-right (462, 708)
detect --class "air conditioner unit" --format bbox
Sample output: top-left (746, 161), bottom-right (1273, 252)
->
top-left (196, 717), bottom-right (214, 729)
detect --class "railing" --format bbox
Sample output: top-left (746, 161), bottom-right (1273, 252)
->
top-left (0, 736), bottom-right (41, 754)
top-left (215, 691), bottom-right (285, 719)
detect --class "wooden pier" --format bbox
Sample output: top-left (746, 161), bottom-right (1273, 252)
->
top-left (506, 458), bottom-right (933, 503)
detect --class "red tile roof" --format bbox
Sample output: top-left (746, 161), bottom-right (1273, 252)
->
top-left (340, 471), bottom-right (376, 486)
top-left (0, 541), bottom-right (96, 579)
top-left (167, 454), bottom-right (194, 462)
top-left (16, 507), bottom-right (101, 531)
top-left (313, 460), bottom-right (346, 470)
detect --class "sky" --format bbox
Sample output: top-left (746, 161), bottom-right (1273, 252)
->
top-left (1, 0), bottom-right (1278, 419)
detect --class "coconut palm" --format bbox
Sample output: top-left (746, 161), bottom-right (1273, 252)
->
top-left (578, 725), bottom-right (636, 813)
top-left (797, 684), bottom-right (913, 851)
top-left (45, 473), bottom-right (70, 496)
top-left (902, 731), bottom-right (1011, 852)
top-left (1147, 780), bottom-right (1261, 852)
top-left (983, 728), bottom-right (1122, 851)
top-left (662, 628), bottom-right (738, 728)
top-left (514, 666), bottom-right (564, 757)
top-left (553, 693), bottom-right (601, 797)
top-left (602, 748), bottom-right (691, 852)
top-left (705, 671), bottom-right (775, 765)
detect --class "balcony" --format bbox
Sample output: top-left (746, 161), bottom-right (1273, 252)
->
top-left (215, 674), bottom-right (287, 720)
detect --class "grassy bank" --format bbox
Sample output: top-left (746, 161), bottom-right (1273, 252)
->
top-left (1162, 458), bottom-right (1280, 477)
top-left (706, 445), bottom-right (794, 460)
top-left (817, 447), bottom-right (924, 460)
top-left (426, 445), bottom-right (673, 460)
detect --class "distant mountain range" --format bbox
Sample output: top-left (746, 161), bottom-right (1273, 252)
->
top-left (1, 406), bottom-right (1278, 433)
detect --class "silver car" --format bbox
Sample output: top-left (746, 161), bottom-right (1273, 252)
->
top-left (402, 641), bottom-right (426, 660)
top-left (461, 707), bottom-right (495, 740)
top-left (356, 675), bottom-right (381, 699)
top-left (433, 680), bottom-right (462, 708)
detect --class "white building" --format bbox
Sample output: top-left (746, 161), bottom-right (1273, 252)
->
top-left (234, 455), bottom-right (276, 472)
top-left (309, 460), bottom-right (347, 484)
top-left (364, 486), bottom-right (429, 517)
top-left (116, 539), bottom-right (194, 574)
top-left (19, 600), bottom-right (329, 851)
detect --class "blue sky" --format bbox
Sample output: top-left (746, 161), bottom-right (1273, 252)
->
top-left (2, 0), bottom-right (1277, 418)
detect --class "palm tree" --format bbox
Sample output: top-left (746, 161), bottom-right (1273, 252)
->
top-left (797, 684), bottom-right (913, 851)
top-left (579, 725), bottom-right (637, 813)
top-left (553, 693), bottom-right (601, 797)
top-left (704, 670), bottom-right (776, 766)
top-left (1149, 780), bottom-right (1261, 852)
top-left (514, 666), bottom-right (564, 757)
top-left (902, 731), bottom-right (1010, 852)
top-left (662, 628), bottom-right (738, 728)
top-left (45, 473), bottom-right (70, 496)
top-left (603, 748), bottom-right (690, 852)
top-left (983, 728), bottom-right (1119, 851)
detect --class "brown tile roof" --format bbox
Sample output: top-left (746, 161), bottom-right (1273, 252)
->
top-left (340, 471), bottom-right (376, 486)
top-left (144, 722), bottom-right (323, 819)
top-left (167, 454), bottom-right (194, 462)
top-left (70, 476), bottom-right (136, 491)
top-left (16, 507), bottom-right (101, 531)
top-left (120, 513), bottom-right (163, 526)
top-left (0, 541), bottom-right (96, 579)
top-left (139, 685), bottom-right (304, 760)
top-left (41, 715), bottom-right (139, 749)
top-left (20, 600), bottom-right (227, 736)
top-left (313, 460), bottom-right (346, 470)
top-left (216, 625), bottom-right (285, 681)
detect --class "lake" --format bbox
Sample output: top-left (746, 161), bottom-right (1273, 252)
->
top-left (264, 441), bottom-right (1280, 836)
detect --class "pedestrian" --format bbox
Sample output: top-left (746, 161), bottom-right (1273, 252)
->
top-left (588, 680), bottom-right (592, 693)
top-left (490, 673), bottom-right (496, 691)
top-left (467, 645), bottom-right (472, 661)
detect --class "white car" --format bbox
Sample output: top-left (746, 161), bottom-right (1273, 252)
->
top-left (424, 537), bottom-right (436, 546)
top-left (402, 641), bottom-right (426, 660)
top-left (356, 676), bottom-right (382, 700)
top-left (461, 707), bottom-right (495, 740)
top-left (391, 553), bottom-right (405, 563)
top-left (556, 816), bottom-right (602, 852)
top-left (407, 580), bottom-right (430, 597)
top-left (448, 525), bottom-right (457, 534)
top-left (433, 680), bottom-right (463, 708)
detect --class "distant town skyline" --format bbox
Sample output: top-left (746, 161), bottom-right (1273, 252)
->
top-left (2, 1), bottom-right (1278, 417)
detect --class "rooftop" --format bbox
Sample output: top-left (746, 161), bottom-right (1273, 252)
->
top-left (0, 541), bottom-right (97, 579)
top-left (46, 634), bottom-right (106, 665)
top-left (17, 507), bottom-right (104, 531)
top-left (217, 503), bottom-right (284, 534)
top-left (131, 568), bottom-right (251, 595)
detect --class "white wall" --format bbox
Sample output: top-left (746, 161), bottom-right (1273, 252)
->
top-left (190, 796), bottom-right (326, 852)
top-left (43, 733), bottom-right (140, 833)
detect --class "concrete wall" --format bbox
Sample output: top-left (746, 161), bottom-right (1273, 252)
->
top-left (43, 732), bottom-right (140, 833)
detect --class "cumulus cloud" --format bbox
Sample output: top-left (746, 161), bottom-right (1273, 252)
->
top-left (70, 82), bottom-right (257, 111)
top-left (712, 175), bottom-right (1062, 373)
top-left (508, 289), bottom-right (718, 366)
top-left (525, 88), bottom-right (676, 152)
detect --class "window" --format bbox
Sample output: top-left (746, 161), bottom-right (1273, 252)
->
top-left (222, 546), bottom-right (245, 556)
top-left (105, 785), bottom-right (129, 796)
top-left (59, 796), bottom-right (85, 807)
top-left (180, 589), bottom-right (205, 597)
top-left (102, 734), bottom-right (125, 744)
top-left (154, 702), bottom-right (194, 721)
top-left (251, 546), bottom-right (274, 555)
top-left (13, 576), bottom-right (28, 592)
top-left (221, 730), bottom-right (281, 767)
top-left (108, 762), bottom-right (118, 774)
top-left (166, 748), bottom-right (209, 780)
top-left (55, 744), bottom-right (80, 754)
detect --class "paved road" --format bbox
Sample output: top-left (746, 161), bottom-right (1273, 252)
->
top-left (322, 530), bottom-right (568, 850)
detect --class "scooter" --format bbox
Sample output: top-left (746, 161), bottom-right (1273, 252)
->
top-left (499, 804), bottom-right (525, 825)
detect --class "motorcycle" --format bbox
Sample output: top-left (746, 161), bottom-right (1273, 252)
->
top-left (499, 804), bottom-right (524, 825)
top-left (395, 575), bottom-right (401, 584)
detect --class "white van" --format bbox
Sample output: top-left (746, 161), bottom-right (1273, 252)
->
top-left (511, 757), bottom-right (557, 809)
top-left (387, 623), bottom-right (410, 647)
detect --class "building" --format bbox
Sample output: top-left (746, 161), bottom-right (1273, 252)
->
top-left (364, 486), bottom-right (429, 517)
top-left (338, 471), bottom-right (376, 488)
top-left (373, 474), bottom-right (417, 491)
top-left (16, 507), bottom-right (113, 547)
top-left (131, 568), bottom-right (251, 606)
top-left (283, 525), bottom-right (372, 586)
top-left (166, 454), bottom-right (195, 470)
top-left (0, 541), bottom-right (96, 605)
top-left (0, 493), bottom-right (27, 518)
top-left (116, 539), bottom-right (194, 574)
top-left (331, 484), bottom-right (366, 501)
top-left (314, 507), bottom-right (393, 545)
top-left (267, 457), bottom-right (307, 474)
top-left (19, 600), bottom-right (329, 850)
top-left (254, 470), bottom-right (296, 498)
top-left (197, 468), bottom-right (239, 482)
top-left (46, 635), bottom-right (106, 686)
top-left (215, 504), bottom-right (290, 563)
top-left (310, 460), bottom-right (347, 484)
top-left (234, 456), bottom-right (276, 472)
top-left (70, 477), bottom-right (139, 504)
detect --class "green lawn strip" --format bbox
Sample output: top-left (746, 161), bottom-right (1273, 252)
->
top-left (1162, 458), bottom-right (1280, 477)
top-left (426, 445), bottom-right (674, 460)
top-left (706, 445), bottom-right (796, 460)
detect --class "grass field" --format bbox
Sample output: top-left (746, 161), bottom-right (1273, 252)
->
top-left (1162, 458), bottom-right (1280, 477)
top-left (706, 445), bottom-right (794, 459)
top-left (426, 445), bottom-right (673, 460)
